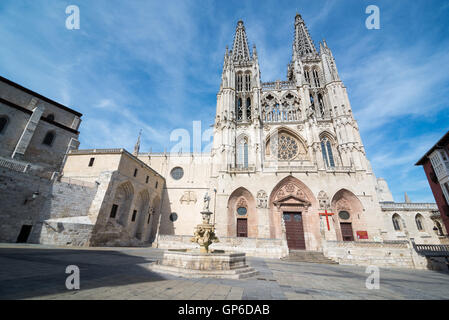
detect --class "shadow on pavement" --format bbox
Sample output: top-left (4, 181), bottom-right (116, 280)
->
top-left (0, 246), bottom-right (166, 300)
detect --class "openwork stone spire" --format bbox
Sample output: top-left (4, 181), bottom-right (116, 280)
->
top-left (133, 129), bottom-right (142, 156)
top-left (231, 20), bottom-right (251, 62)
top-left (294, 13), bottom-right (317, 58)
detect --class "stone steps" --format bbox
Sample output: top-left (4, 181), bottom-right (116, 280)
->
top-left (281, 250), bottom-right (338, 265)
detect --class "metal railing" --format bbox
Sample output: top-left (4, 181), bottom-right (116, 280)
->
top-left (380, 202), bottom-right (438, 211)
top-left (0, 158), bottom-right (29, 173)
top-left (413, 244), bottom-right (449, 257)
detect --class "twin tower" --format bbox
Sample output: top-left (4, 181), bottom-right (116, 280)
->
top-left (211, 14), bottom-right (369, 175)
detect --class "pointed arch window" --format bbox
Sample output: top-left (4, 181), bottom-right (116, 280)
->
top-left (313, 69), bottom-right (320, 87)
top-left (321, 137), bottom-right (335, 168)
top-left (304, 70), bottom-right (310, 84)
top-left (237, 137), bottom-right (249, 168)
top-left (392, 214), bottom-right (402, 231)
top-left (245, 74), bottom-right (251, 91)
top-left (236, 98), bottom-right (243, 121)
top-left (415, 214), bottom-right (425, 231)
top-left (236, 74), bottom-right (243, 91)
top-left (310, 94), bottom-right (315, 109)
top-left (246, 98), bottom-right (251, 120)
top-left (318, 93), bottom-right (325, 117)
top-left (42, 131), bottom-right (55, 146)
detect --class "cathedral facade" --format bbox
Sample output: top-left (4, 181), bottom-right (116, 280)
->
top-left (138, 15), bottom-right (445, 256)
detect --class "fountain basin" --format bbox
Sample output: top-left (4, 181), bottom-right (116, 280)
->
top-left (148, 249), bottom-right (258, 279)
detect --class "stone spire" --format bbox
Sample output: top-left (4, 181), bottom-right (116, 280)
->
top-left (404, 192), bottom-right (411, 203)
top-left (133, 129), bottom-right (142, 156)
top-left (231, 20), bottom-right (251, 62)
top-left (293, 13), bottom-right (318, 59)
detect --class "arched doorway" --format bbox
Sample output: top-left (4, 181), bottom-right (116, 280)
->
top-left (227, 187), bottom-right (257, 238)
top-left (331, 189), bottom-right (364, 242)
top-left (269, 176), bottom-right (319, 250)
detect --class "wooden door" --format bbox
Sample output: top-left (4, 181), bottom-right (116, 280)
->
top-left (283, 212), bottom-right (306, 250)
top-left (340, 222), bottom-right (354, 241)
top-left (237, 218), bottom-right (248, 237)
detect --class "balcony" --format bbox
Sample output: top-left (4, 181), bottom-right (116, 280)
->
top-left (227, 164), bottom-right (256, 174)
top-left (380, 202), bottom-right (439, 211)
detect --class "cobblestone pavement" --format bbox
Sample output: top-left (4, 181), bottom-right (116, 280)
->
top-left (0, 244), bottom-right (448, 300)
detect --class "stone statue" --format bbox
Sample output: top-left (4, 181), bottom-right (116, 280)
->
top-left (203, 192), bottom-right (211, 212)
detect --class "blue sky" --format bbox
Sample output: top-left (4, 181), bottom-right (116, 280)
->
top-left (0, 0), bottom-right (448, 203)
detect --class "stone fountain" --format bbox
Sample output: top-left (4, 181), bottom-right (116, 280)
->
top-left (149, 193), bottom-right (257, 279)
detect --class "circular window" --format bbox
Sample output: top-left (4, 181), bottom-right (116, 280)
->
top-left (170, 167), bottom-right (184, 180)
top-left (169, 213), bottom-right (178, 222)
top-left (237, 207), bottom-right (247, 216)
top-left (339, 211), bottom-right (350, 220)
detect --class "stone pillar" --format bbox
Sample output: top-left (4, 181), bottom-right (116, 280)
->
top-left (12, 98), bottom-right (44, 160)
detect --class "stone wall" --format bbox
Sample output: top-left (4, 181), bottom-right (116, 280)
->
top-left (37, 217), bottom-right (94, 247)
top-left (0, 167), bottom-right (97, 244)
top-left (156, 234), bottom-right (288, 258)
top-left (322, 240), bottom-right (423, 269)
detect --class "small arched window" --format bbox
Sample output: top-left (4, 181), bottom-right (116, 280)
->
top-left (0, 116), bottom-right (8, 134)
top-left (415, 214), bottom-right (424, 231)
top-left (47, 114), bottom-right (55, 121)
top-left (321, 137), bottom-right (335, 168)
top-left (246, 98), bottom-right (251, 120)
top-left (392, 214), bottom-right (402, 231)
top-left (434, 221), bottom-right (444, 236)
top-left (42, 131), bottom-right (55, 146)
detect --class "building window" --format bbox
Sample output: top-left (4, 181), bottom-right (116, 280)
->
top-left (237, 137), bottom-right (249, 168)
top-left (133, 168), bottom-right (138, 177)
top-left (304, 69), bottom-right (310, 84)
top-left (313, 69), bottom-right (321, 87)
top-left (415, 214), bottom-right (424, 231)
top-left (155, 181), bottom-right (158, 189)
top-left (338, 211), bottom-right (350, 220)
top-left (131, 210), bottom-right (137, 222)
top-left (47, 114), bottom-right (55, 121)
top-left (42, 131), bottom-right (55, 146)
top-left (0, 116), bottom-right (8, 134)
top-left (318, 93), bottom-right (325, 117)
top-left (392, 213), bottom-right (402, 231)
top-left (147, 214), bottom-right (151, 224)
top-left (236, 98), bottom-right (243, 121)
top-left (146, 176), bottom-right (149, 184)
top-left (321, 138), bottom-right (335, 168)
top-left (110, 204), bottom-right (118, 218)
top-left (434, 221), bottom-right (444, 236)
top-left (170, 167), bottom-right (184, 180)
top-left (170, 213), bottom-right (178, 222)
top-left (88, 158), bottom-right (95, 167)
top-left (236, 73), bottom-right (243, 91)
top-left (246, 98), bottom-right (251, 120)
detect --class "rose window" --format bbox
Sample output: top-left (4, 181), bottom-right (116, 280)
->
top-left (276, 133), bottom-right (299, 160)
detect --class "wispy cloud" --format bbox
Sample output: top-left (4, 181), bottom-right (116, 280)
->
top-left (0, 0), bottom-right (448, 202)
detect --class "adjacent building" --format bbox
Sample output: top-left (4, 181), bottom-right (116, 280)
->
top-left (416, 131), bottom-right (449, 235)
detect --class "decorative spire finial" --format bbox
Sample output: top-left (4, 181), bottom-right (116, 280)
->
top-left (133, 129), bottom-right (142, 157)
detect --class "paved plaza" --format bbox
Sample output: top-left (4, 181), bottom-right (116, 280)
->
top-left (0, 244), bottom-right (448, 300)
